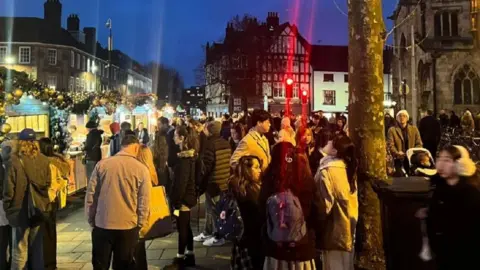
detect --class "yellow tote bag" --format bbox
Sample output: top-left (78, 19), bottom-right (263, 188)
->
top-left (139, 185), bottom-right (173, 240)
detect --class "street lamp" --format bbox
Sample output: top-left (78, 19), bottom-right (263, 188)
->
top-left (127, 79), bottom-right (133, 85)
top-left (5, 56), bottom-right (14, 64)
top-left (285, 77), bottom-right (294, 116)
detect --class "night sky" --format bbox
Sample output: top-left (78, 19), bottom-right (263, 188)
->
top-left (1, 0), bottom-right (397, 86)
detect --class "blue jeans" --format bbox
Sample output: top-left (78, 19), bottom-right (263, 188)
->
top-left (11, 225), bottom-right (44, 270)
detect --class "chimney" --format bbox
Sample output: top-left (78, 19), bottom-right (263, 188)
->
top-left (225, 23), bottom-right (234, 40)
top-left (67, 14), bottom-right (79, 31)
top-left (44, 0), bottom-right (62, 30)
top-left (266, 11), bottom-right (279, 30)
top-left (84, 27), bottom-right (97, 54)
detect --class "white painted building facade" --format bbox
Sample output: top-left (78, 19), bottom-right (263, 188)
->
top-left (312, 71), bottom-right (393, 112)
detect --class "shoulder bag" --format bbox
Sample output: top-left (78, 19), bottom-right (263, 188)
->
top-left (19, 159), bottom-right (45, 227)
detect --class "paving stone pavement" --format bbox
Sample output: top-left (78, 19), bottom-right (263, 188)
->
top-left (56, 194), bottom-right (231, 270)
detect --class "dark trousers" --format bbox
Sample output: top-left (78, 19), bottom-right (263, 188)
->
top-left (0, 225), bottom-right (11, 270)
top-left (134, 240), bottom-right (147, 270)
top-left (91, 227), bottom-right (139, 270)
top-left (176, 211), bottom-right (193, 255)
top-left (43, 210), bottom-right (57, 270)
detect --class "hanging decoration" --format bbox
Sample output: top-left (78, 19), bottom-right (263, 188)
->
top-left (49, 107), bottom-right (71, 154)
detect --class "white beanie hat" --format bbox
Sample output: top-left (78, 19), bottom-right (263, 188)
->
top-left (396, 110), bottom-right (410, 121)
top-left (454, 145), bottom-right (477, 177)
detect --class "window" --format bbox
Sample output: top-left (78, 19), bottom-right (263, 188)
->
top-left (0, 47), bottom-right (7, 62)
top-left (70, 51), bottom-right (75, 67)
top-left (82, 56), bottom-right (86, 71)
top-left (273, 82), bottom-right (284, 98)
top-left (434, 12), bottom-right (459, 37)
top-left (87, 59), bottom-right (91, 72)
top-left (114, 69), bottom-right (117, 80)
top-left (47, 49), bottom-right (57, 65)
top-left (75, 78), bottom-right (80, 90)
top-left (323, 90), bottom-right (336, 105)
top-left (19, 46), bottom-right (31, 64)
top-left (47, 75), bottom-right (57, 89)
top-left (453, 64), bottom-right (480, 105)
top-left (76, 54), bottom-right (80, 69)
top-left (344, 74), bottom-right (349, 82)
top-left (69, 76), bottom-right (74, 91)
top-left (323, 73), bottom-right (334, 82)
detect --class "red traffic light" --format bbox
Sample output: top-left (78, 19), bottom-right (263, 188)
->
top-left (302, 90), bottom-right (308, 96)
top-left (286, 78), bottom-right (294, 85)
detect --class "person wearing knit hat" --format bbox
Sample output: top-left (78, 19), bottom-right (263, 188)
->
top-left (421, 144), bottom-right (480, 269)
top-left (109, 122), bottom-right (121, 156)
top-left (387, 109), bottom-right (422, 175)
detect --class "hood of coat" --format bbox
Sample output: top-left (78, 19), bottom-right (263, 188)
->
top-left (319, 155), bottom-right (346, 170)
top-left (177, 149), bottom-right (196, 158)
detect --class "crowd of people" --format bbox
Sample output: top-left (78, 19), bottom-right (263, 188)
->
top-left (0, 107), bottom-right (480, 270)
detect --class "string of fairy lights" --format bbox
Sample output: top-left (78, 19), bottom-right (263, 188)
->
top-left (0, 67), bottom-right (157, 143)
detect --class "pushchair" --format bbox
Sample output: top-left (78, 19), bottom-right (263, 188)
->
top-left (406, 148), bottom-right (437, 177)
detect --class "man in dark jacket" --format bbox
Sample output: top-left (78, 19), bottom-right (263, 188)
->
top-left (193, 121), bottom-right (231, 247)
top-left (134, 122), bottom-right (149, 145)
top-left (84, 121), bottom-right (104, 182)
top-left (438, 110), bottom-right (449, 129)
top-left (419, 110), bottom-right (441, 157)
top-left (4, 129), bottom-right (51, 269)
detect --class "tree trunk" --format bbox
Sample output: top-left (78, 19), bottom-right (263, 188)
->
top-left (348, 0), bottom-right (387, 269)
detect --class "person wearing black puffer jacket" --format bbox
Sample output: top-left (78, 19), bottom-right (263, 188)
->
top-left (165, 125), bottom-right (199, 270)
top-left (84, 121), bottom-right (104, 182)
top-left (194, 121), bottom-right (232, 247)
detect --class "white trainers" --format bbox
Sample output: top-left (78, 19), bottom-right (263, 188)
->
top-left (193, 233), bottom-right (212, 242)
top-left (202, 237), bottom-right (226, 247)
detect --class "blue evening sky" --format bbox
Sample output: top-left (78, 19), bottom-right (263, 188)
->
top-left (0, 0), bottom-right (397, 86)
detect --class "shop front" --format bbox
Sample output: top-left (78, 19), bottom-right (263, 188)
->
top-left (5, 96), bottom-right (50, 138)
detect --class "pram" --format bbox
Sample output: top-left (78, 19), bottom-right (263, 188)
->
top-left (406, 148), bottom-right (437, 177)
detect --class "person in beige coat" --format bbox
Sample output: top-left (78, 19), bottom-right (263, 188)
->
top-left (387, 110), bottom-right (423, 174)
top-left (230, 109), bottom-right (272, 172)
top-left (315, 134), bottom-right (358, 270)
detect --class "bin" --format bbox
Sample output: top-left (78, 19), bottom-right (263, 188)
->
top-left (374, 177), bottom-right (436, 270)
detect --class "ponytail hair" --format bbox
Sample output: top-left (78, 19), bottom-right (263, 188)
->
top-left (333, 134), bottom-right (357, 193)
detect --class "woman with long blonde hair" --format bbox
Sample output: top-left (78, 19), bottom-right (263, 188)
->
top-left (137, 145), bottom-right (159, 186)
top-left (135, 145), bottom-right (159, 270)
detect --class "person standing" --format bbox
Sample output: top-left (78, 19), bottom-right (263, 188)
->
top-left (438, 110), bottom-right (450, 129)
top-left (0, 144), bottom-right (11, 270)
top-left (152, 117), bottom-right (170, 187)
top-left (85, 135), bottom-right (151, 270)
top-left (135, 122), bottom-right (150, 145)
top-left (109, 122), bottom-right (121, 157)
top-left (419, 110), bottom-right (442, 157)
top-left (84, 121), bottom-right (104, 181)
top-left (135, 145), bottom-right (159, 270)
top-left (417, 145), bottom-right (480, 269)
top-left (194, 121), bottom-right (231, 247)
top-left (231, 109), bottom-right (272, 172)
top-left (39, 137), bottom-right (70, 270)
top-left (387, 110), bottom-right (423, 174)
top-left (316, 134), bottom-right (358, 270)
top-left (260, 142), bottom-right (323, 269)
top-left (3, 129), bottom-right (51, 269)
top-left (165, 126), bottom-right (199, 269)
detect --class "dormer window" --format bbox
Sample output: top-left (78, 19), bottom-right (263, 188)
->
top-left (434, 12), bottom-right (459, 37)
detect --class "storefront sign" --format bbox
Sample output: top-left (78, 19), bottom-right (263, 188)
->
top-left (233, 98), bottom-right (242, 113)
